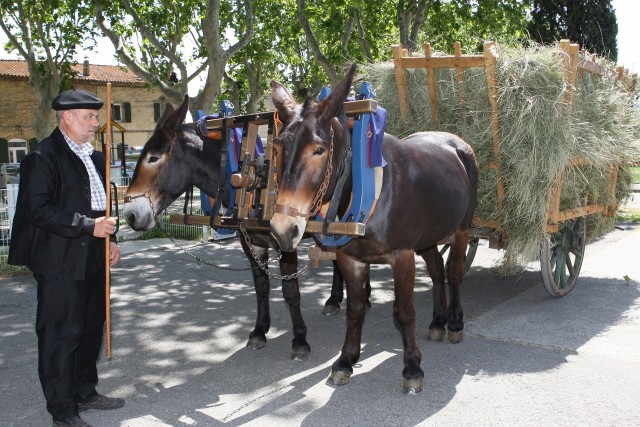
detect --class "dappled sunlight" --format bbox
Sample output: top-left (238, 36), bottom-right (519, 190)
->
top-left (6, 223), bottom-right (640, 425)
top-left (196, 353), bottom-right (336, 423)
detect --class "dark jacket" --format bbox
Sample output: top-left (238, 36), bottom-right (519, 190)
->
top-left (9, 128), bottom-right (114, 280)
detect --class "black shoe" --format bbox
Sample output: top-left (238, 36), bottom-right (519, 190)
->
top-left (52, 414), bottom-right (93, 427)
top-left (78, 393), bottom-right (125, 412)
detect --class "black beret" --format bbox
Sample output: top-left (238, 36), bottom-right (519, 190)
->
top-left (52, 89), bottom-right (104, 110)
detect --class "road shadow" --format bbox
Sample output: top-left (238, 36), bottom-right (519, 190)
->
top-left (2, 228), bottom-right (638, 426)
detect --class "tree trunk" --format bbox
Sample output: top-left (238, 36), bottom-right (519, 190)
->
top-left (29, 64), bottom-right (63, 142)
top-left (296, 0), bottom-right (339, 86)
top-left (397, 0), bottom-right (429, 52)
top-left (244, 60), bottom-right (263, 114)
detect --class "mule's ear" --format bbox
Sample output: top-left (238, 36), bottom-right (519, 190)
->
top-left (270, 80), bottom-right (298, 124)
top-left (319, 63), bottom-right (357, 120)
top-left (156, 103), bottom-right (175, 130)
top-left (156, 95), bottom-right (189, 133)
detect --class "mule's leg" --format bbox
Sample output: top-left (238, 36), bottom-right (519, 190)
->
top-left (279, 249), bottom-right (311, 361)
top-left (327, 253), bottom-right (369, 387)
top-left (421, 246), bottom-right (448, 342)
top-left (445, 229), bottom-right (469, 343)
top-left (323, 260), bottom-right (344, 316)
top-left (240, 240), bottom-right (271, 350)
top-left (324, 261), bottom-right (372, 316)
top-left (390, 250), bottom-right (424, 395)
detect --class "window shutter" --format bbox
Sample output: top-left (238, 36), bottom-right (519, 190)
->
top-left (154, 102), bottom-right (161, 122)
top-left (124, 102), bottom-right (132, 123)
top-left (0, 138), bottom-right (8, 163)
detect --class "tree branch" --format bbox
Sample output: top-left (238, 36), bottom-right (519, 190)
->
top-left (296, 0), bottom-right (338, 86)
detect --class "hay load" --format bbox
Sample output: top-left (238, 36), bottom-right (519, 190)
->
top-left (362, 41), bottom-right (640, 273)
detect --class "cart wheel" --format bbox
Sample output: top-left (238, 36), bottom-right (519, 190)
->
top-left (439, 237), bottom-right (479, 275)
top-left (540, 217), bottom-right (586, 297)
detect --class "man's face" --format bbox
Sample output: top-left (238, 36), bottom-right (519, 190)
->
top-left (61, 109), bottom-right (100, 144)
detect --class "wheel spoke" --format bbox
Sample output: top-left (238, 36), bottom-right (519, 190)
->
top-left (549, 243), bottom-right (558, 267)
top-left (565, 255), bottom-right (575, 278)
top-left (553, 250), bottom-right (564, 285)
top-left (560, 268), bottom-right (568, 288)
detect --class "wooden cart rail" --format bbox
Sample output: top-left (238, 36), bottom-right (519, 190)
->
top-left (392, 39), bottom-right (637, 242)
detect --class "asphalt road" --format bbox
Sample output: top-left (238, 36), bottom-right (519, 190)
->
top-left (1, 218), bottom-right (639, 427)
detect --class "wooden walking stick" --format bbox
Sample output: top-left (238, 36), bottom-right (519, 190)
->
top-left (104, 83), bottom-right (113, 359)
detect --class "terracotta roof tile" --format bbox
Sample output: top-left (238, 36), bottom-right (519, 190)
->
top-left (0, 59), bottom-right (146, 87)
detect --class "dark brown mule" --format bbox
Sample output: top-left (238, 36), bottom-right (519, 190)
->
top-left (122, 96), bottom-right (314, 360)
top-left (269, 64), bottom-right (478, 393)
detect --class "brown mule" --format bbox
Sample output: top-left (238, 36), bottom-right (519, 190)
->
top-left (269, 64), bottom-right (478, 394)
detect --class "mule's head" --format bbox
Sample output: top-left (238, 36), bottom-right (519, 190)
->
top-left (269, 64), bottom-right (356, 251)
top-left (123, 95), bottom-right (191, 230)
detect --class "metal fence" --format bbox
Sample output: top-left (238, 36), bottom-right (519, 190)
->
top-left (0, 181), bottom-right (216, 269)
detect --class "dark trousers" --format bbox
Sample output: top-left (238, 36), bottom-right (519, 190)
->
top-left (35, 232), bottom-right (106, 421)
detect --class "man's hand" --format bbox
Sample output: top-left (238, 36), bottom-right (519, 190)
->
top-left (94, 216), bottom-right (118, 238)
top-left (109, 242), bottom-right (121, 267)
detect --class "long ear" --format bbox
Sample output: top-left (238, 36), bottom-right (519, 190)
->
top-left (318, 63), bottom-right (356, 120)
top-left (155, 95), bottom-right (189, 134)
top-left (270, 80), bottom-right (298, 124)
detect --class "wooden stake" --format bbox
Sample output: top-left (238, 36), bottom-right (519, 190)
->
top-left (104, 83), bottom-right (112, 359)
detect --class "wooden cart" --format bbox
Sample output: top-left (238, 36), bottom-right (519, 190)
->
top-left (391, 40), bottom-right (638, 297)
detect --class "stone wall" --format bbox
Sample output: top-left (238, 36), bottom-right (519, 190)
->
top-left (0, 78), bottom-right (161, 149)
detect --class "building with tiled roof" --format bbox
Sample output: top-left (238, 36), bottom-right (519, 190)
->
top-left (0, 59), bottom-right (146, 86)
top-left (0, 59), bottom-right (164, 167)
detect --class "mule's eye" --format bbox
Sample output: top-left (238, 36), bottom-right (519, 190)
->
top-left (313, 146), bottom-right (326, 156)
top-left (148, 156), bottom-right (160, 163)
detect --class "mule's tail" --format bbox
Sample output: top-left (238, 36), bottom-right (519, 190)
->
top-left (456, 144), bottom-right (479, 231)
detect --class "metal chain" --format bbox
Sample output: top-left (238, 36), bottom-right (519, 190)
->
top-left (239, 223), bottom-right (311, 280)
top-left (163, 228), bottom-right (253, 271)
top-left (307, 128), bottom-right (334, 218)
top-left (139, 192), bottom-right (253, 271)
top-left (272, 110), bottom-right (283, 195)
top-left (271, 114), bottom-right (334, 220)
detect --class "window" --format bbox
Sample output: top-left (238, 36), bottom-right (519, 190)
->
top-left (8, 139), bottom-right (27, 163)
top-left (112, 103), bottom-right (122, 122)
top-left (112, 102), bottom-right (132, 123)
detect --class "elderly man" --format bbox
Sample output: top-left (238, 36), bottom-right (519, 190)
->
top-left (9, 89), bottom-right (124, 427)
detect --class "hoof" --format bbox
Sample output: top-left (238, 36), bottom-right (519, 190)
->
top-left (247, 336), bottom-right (266, 350)
top-left (291, 347), bottom-right (310, 362)
top-left (402, 377), bottom-right (424, 395)
top-left (326, 370), bottom-right (351, 387)
top-left (322, 302), bottom-right (341, 316)
top-left (448, 329), bottom-right (464, 344)
top-left (427, 327), bottom-right (446, 342)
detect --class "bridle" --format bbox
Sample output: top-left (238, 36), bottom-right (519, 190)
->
top-left (273, 126), bottom-right (335, 219)
top-left (122, 134), bottom-right (178, 216)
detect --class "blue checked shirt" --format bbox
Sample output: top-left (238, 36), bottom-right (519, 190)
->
top-left (62, 131), bottom-right (107, 211)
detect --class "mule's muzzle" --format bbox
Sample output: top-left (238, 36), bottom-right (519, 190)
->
top-left (270, 211), bottom-right (306, 252)
top-left (270, 225), bottom-right (300, 252)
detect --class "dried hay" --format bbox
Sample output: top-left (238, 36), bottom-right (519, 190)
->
top-left (361, 42), bottom-right (640, 273)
